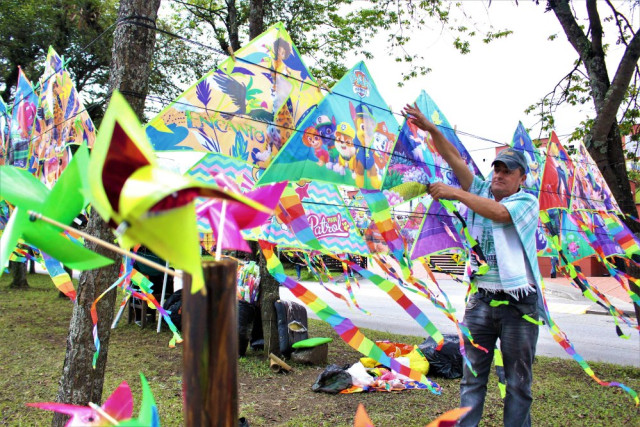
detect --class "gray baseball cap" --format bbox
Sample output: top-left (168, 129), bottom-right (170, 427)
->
top-left (492, 148), bottom-right (528, 173)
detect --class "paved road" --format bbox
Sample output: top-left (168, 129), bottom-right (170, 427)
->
top-left (280, 277), bottom-right (640, 367)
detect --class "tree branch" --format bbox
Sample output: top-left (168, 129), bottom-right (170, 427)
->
top-left (591, 31), bottom-right (640, 142)
top-left (586, 0), bottom-right (603, 56)
top-left (549, 0), bottom-right (592, 59)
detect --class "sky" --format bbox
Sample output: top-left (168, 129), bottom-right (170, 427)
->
top-left (360, 1), bottom-right (627, 176)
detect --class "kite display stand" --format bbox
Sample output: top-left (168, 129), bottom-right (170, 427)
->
top-left (182, 259), bottom-right (238, 426)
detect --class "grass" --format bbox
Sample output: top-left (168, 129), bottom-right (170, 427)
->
top-left (0, 272), bottom-right (639, 426)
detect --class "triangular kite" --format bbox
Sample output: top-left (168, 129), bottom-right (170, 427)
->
top-left (258, 61), bottom-right (398, 189)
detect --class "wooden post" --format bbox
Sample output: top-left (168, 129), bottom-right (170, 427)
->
top-left (182, 259), bottom-right (239, 426)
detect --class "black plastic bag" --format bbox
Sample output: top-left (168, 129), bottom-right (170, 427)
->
top-left (311, 364), bottom-right (352, 394)
top-left (419, 334), bottom-right (463, 379)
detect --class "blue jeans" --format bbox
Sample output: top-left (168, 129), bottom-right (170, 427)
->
top-left (459, 291), bottom-right (539, 427)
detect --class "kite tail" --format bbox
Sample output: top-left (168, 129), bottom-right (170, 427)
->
top-left (572, 212), bottom-right (640, 308)
top-left (439, 199), bottom-right (489, 276)
top-left (91, 275), bottom-right (127, 368)
top-left (339, 257), bottom-right (370, 314)
top-left (41, 252), bottom-right (76, 300)
top-left (546, 313), bottom-right (639, 405)
top-left (537, 275), bottom-right (639, 405)
top-left (259, 240), bottom-right (441, 394)
top-left (338, 257), bottom-right (445, 349)
top-left (369, 251), bottom-right (485, 375)
top-left (400, 256), bottom-right (488, 375)
top-left (304, 253), bottom-right (351, 307)
top-left (128, 272), bottom-right (183, 348)
top-left (493, 346), bottom-right (507, 399)
top-left (543, 212), bottom-right (638, 334)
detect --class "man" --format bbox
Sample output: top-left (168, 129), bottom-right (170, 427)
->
top-left (403, 103), bottom-right (542, 427)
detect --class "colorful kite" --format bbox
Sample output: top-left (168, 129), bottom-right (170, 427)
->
top-left (411, 199), bottom-right (464, 260)
top-left (258, 61), bottom-right (399, 189)
top-left (0, 99), bottom-right (9, 166)
top-left (32, 46), bottom-right (96, 187)
top-left (383, 90), bottom-right (481, 204)
top-left (147, 22), bottom-right (321, 171)
top-left (570, 142), bottom-right (620, 212)
top-left (508, 122), bottom-right (555, 256)
top-left (539, 131), bottom-right (575, 211)
top-left (7, 67), bottom-right (37, 170)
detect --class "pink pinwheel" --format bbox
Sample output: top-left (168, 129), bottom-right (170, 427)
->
top-left (196, 175), bottom-right (287, 252)
top-left (27, 381), bottom-right (133, 426)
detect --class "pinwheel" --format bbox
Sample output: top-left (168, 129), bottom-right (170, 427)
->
top-left (196, 174), bottom-right (287, 253)
top-left (28, 373), bottom-right (159, 426)
top-left (88, 91), bottom-right (270, 293)
top-left (27, 380), bottom-right (133, 426)
top-left (0, 144), bottom-right (112, 271)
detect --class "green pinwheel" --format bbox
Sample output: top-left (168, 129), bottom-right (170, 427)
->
top-left (0, 144), bottom-right (113, 271)
top-left (88, 91), bottom-right (269, 293)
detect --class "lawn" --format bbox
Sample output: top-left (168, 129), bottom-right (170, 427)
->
top-left (0, 273), bottom-right (638, 426)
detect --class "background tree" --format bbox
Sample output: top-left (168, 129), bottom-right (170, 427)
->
top-left (0, 0), bottom-right (117, 104)
top-left (524, 0), bottom-right (640, 322)
top-left (51, 1), bottom-right (161, 425)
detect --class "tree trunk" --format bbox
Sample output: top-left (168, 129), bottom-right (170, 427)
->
top-left (226, 1), bottom-right (241, 51)
top-left (8, 261), bottom-right (29, 289)
top-left (248, 0), bottom-right (265, 40)
top-left (249, 241), bottom-right (280, 357)
top-left (52, 1), bottom-right (161, 425)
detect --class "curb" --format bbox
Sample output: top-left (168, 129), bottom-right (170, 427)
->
top-left (585, 306), bottom-right (637, 317)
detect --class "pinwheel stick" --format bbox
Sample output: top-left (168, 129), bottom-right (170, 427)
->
top-left (28, 211), bottom-right (180, 278)
top-left (88, 402), bottom-right (120, 425)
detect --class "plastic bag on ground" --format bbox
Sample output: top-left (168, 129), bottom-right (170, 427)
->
top-left (312, 364), bottom-right (352, 394)
top-left (418, 334), bottom-right (463, 379)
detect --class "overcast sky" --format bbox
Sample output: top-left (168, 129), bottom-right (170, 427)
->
top-left (362, 1), bottom-right (629, 175)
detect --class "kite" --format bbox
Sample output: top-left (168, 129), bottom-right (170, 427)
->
top-left (539, 131), bottom-right (575, 211)
top-left (410, 199), bottom-right (464, 261)
top-left (146, 22), bottom-right (321, 170)
top-left (0, 144), bottom-right (112, 271)
top-left (508, 122), bottom-right (554, 256)
top-left (570, 142), bottom-right (620, 212)
top-left (32, 46), bottom-right (96, 187)
top-left (383, 90), bottom-right (481, 204)
top-left (258, 61), bottom-right (398, 189)
top-left (0, 99), bottom-right (9, 166)
top-left (7, 68), bottom-right (37, 170)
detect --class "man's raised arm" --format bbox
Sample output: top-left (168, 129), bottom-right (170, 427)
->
top-left (402, 103), bottom-right (474, 191)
